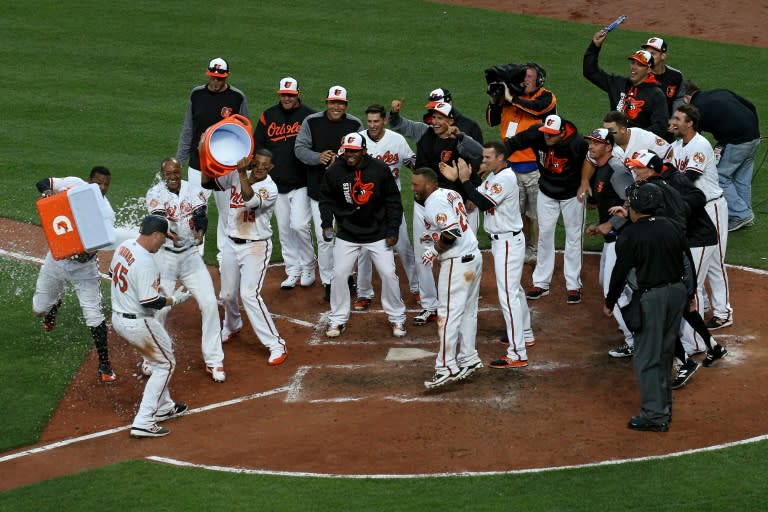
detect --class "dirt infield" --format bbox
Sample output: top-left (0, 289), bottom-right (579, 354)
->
top-left (1, 215), bottom-right (767, 490)
top-left (2, 1), bottom-right (767, 492)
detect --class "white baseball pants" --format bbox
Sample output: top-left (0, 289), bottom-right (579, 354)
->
top-left (412, 202), bottom-right (439, 311)
top-left (356, 214), bottom-right (419, 299)
top-left (32, 253), bottom-right (105, 327)
top-left (491, 233), bottom-right (528, 361)
top-left (275, 187), bottom-right (315, 278)
top-left (532, 193), bottom-right (584, 292)
top-left (310, 199), bottom-right (334, 285)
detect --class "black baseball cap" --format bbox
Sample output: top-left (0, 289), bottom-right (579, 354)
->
top-left (140, 215), bottom-right (169, 236)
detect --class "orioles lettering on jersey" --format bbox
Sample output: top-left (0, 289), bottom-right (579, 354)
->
top-left (266, 121), bottom-right (301, 142)
top-left (343, 170), bottom-right (375, 206)
top-left (229, 185), bottom-right (245, 209)
top-left (542, 149), bottom-right (568, 175)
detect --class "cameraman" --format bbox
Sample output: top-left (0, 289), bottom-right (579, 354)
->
top-left (486, 63), bottom-right (557, 264)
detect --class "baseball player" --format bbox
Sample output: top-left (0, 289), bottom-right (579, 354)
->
top-left (641, 37), bottom-right (686, 114)
top-left (176, 57), bottom-right (249, 260)
top-left (145, 157), bottom-right (225, 382)
top-left (294, 85), bottom-right (362, 301)
top-left (505, 114), bottom-right (589, 304)
top-left (583, 32), bottom-right (670, 139)
top-left (422, 87), bottom-right (484, 144)
top-left (439, 143), bottom-right (536, 368)
top-left (388, 100), bottom-right (483, 326)
top-left (254, 77), bottom-right (317, 290)
top-left (581, 129), bottom-right (635, 357)
top-left (319, 132), bottom-right (407, 338)
top-left (32, 167), bottom-right (116, 383)
top-left (602, 111), bottom-right (670, 162)
top-left (201, 150), bottom-right (288, 365)
top-left (411, 167), bottom-right (483, 389)
top-left (355, 104), bottom-right (419, 310)
top-left (111, 215), bottom-right (192, 438)
top-left (666, 105), bottom-right (732, 354)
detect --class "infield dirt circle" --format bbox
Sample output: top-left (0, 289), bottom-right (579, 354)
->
top-left (2, 0), bottom-right (767, 491)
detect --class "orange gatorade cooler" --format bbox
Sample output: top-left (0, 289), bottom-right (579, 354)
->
top-left (198, 114), bottom-right (254, 177)
top-left (36, 183), bottom-right (116, 260)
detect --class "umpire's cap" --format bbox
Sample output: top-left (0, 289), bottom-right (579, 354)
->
top-left (139, 215), bottom-right (169, 236)
top-left (627, 182), bottom-right (663, 215)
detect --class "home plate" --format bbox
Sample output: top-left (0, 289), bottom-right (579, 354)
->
top-left (386, 348), bottom-right (436, 361)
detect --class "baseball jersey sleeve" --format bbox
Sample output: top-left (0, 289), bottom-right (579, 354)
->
top-left (244, 179), bottom-right (277, 211)
top-left (50, 176), bottom-right (87, 192)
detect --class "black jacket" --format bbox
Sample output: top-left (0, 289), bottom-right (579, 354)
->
top-left (254, 102), bottom-right (316, 193)
top-left (583, 42), bottom-right (670, 139)
top-left (689, 89), bottom-right (760, 145)
top-left (658, 164), bottom-right (717, 248)
top-left (505, 119), bottom-right (588, 200)
top-left (319, 155), bottom-right (403, 243)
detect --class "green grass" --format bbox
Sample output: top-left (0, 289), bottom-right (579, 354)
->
top-left (3, 442), bottom-right (768, 511)
top-left (1, 0), bottom-right (767, 503)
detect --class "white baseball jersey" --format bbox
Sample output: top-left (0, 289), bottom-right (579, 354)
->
top-left (146, 180), bottom-right (208, 250)
top-left (667, 132), bottom-right (723, 201)
top-left (423, 188), bottom-right (478, 261)
top-left (479, 168), bottom-right (523, 234)
top-left (109, 239), bottom-right (162, 316)
top-left (215, 172), bottom-right (278, 240)
top-left (359, 129), bottom-right (415, 190)
top-left (613, 127), bottom-right (670, 162)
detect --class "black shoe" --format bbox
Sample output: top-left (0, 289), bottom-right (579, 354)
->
top-left (671, 359), bottom-right (699, 389)
top-left (628, 415), bottom-right (669, 432)
top-left (156, 403), bottom-right (188, 422)
top-left (702, 344), bottom-right (728, 367)
top-left (43, 299), bottom-right (62, 332)
top-left (323, 284), bottom-right (331, 302)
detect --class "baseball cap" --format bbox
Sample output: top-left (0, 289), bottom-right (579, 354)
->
top-left (206, 58), bottom-right (229, 78)
top-left (625, 150), bottom-right (664, 173)
top-left (627, 182), bottom-right (663, 214)
top-left (340, 132), bottom-right (366, 151)
top-left (429, 101), bottom-right (454, 119)
top-left (139, 215), bottom-right (169, 236)
top-left (278, 77), bottom-right (299, 95)
top-left (326, 85), bottom-right (348, 102)
top-left (585, 128), bottom-right (614, 145)
top-left (642, 37), bottom-right (668, 53)
top-left (425, 87), bottom-right (452, 107)
top-left (628, 50), bottom-right (654, 68)
top-left (538, 114), bottom-right (563, 135)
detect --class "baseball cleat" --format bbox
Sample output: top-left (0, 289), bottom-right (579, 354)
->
top-left (456, 361), bottom-right (483, 381)
top-left (705, 315), bottom-right (733, 330)
top-left (566, 290), bottom-right (582, 304)
top-left (489, 356), bottom-right (529, 369)
top-left (671, 359), bottom-right (699, 389)
top-left (300, 270), bottom-right (316, 288)
top-left (413, 309), bottom-right (437, 326)
top-left (424, 370), bottom-right (460, 389)
top-left (526, 286), bottom-right (549, 300)
top-left (280, 275), bottom-right (300, 289)
top-left (391, 322), bottom-right (407, 338)
top-left (627, 415), bottom-right (669, 432)
top-left (42, 299), bottom-right (62, 332)
top-left (353, 298), bottom-right (372, 311)
top-left (156, 403), bottom-right (188, 422)
top-left (268, 349), bottom-right (288, 366)
top-left (609, 343), bottom-right (634, 358)
top-left (702, 344), bottom-right (728, 367)
top-left (130, 423), bottom-right (170, 438)
top-left (206, 365), bottom-right (226, 383)
top-left (98, 365), bottom-right (117, 383)
top-left (221, 326), bottom-right (241, 343)
top-left (326, 323), bottom-right (346, 338)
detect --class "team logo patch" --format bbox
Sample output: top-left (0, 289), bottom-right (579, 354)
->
top-left (221, 106), bottom-right (233, 118)
top-left (440, 149), bottom-right (454, 163)
top-left (693, 152), bottom-right (705, 164)
top-left (666, 85), bottom-right (677, 98)
top-left (490, 183), bottom-right (502, 194)
top-left (350, 170), bottom-right (375, 206)
top-left (655, 137), bottom-right (666, 146)
top-left (435, 213), bottom-right (448, 225)
top-left (623, 96), bottom-right (646, 120)
top-left (258, 188), bottom-right (269, 199)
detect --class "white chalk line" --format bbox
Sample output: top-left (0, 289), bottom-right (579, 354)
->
top-left (0, 386), bottom-right (289, 464)
top-left (147, 431), bottom-right (768, 478)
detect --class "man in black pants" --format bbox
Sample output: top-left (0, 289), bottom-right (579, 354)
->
top-left (604, 183), bottom-right (688, 432)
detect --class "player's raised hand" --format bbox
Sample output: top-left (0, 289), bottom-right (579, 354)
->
top-left (236, 156), bottom-right (251, 175)
top-left (593, 30), bottom-right (608, 47)
top-left (438, 161), bottom-right (458, 182)
top-left (456, 158), bottom-right (472, 182)
top-left (390, 99), bottom-right (404, 113)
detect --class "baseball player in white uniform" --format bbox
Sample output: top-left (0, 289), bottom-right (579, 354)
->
top-left (355, 104), bottom-right (419, 309)
top-left (201, 150), bottom-right (288, 365)
top-left (145, 157), bottom-right (225, 382)
top-left (110, 215), bottom-right (192, 438)
top-left (439, 144), bottom-right (535, 368)
top-left (602, 111), bottom-right (670, 163)
top-left (412, 167), bottom-right (483, 389)
top-left (32, 168), bottom-right (117, 383)
top-left (666, 105), bottom-right (731, 353)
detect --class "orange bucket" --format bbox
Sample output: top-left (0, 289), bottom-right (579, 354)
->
top-left (198, 114), bottom-right (254, 177)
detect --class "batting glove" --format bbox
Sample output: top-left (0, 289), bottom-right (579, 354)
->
top-left (421, 247), bottom-right (438, 266)
top-left (171, 286), bottom-right (192, 306)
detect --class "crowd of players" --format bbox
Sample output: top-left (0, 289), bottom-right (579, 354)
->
top-left (32, 29), bottom-right (761, 435)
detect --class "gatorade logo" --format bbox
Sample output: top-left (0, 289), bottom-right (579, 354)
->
top-left (52, 215), bottom-right (74, 236)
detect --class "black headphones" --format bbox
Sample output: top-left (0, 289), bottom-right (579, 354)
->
top-left (525, 62), bottom-right (546, 88)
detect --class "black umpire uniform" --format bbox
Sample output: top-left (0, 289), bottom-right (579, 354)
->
top-left (605, 182), bottom-right (688, 432)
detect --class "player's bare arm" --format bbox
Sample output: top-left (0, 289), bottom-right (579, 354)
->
top-left (237, 157), bottom-right (256, 201)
